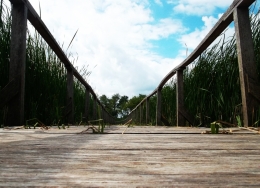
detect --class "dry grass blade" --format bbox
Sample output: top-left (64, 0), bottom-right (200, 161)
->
top-left (122, 119), bottom-right (132, 134)
top-left (239, 127), bottom-right (260, 134)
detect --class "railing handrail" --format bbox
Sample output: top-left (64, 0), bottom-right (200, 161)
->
top-left (128, 0), bottom-right (256, 115)
top-left (8, 0), bottom-right (114, 119)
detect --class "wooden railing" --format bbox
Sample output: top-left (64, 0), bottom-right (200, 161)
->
top-left (0, 0), bottom-right (116, 126)
top-left (125, 0), bottom-right (260, 127)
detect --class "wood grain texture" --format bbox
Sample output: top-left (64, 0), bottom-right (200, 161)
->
top-left (7, 3), bottom-right (27, 126)
top-left (234, 7), bottom-right (260, 127)
top-left (0, 126), bottom-right (259, 187)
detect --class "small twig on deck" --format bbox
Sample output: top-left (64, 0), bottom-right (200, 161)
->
top-left (122, 119), bottom-right (132, 134)
top-left (239, 127), bottom-right (260, 134)
top-left (78, 125), bottom-right (99, 134)
top-left (216, 120), bottom-right (237, 127)
top-left (3, 126), bottom-right (24, 130)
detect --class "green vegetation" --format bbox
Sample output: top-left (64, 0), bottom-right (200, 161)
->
top-left (99, 93), bottom-right (146, 120)
top-left (0, 1), bottom-right (93, 126)
top-left (158, 5), bottom-right (260, 127)
top-left (1, 0), bottom-right (260, 127)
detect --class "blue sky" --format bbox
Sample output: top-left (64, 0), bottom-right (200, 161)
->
top-left (21, 0), bottom-right (258, 97)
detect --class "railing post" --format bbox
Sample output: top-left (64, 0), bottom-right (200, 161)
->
top-left (156, 89), bottom-right (162, 126)
top-left (234, 7), bottom-right (260, 127)
top-left (66, 69), bottom-right (74, 124)
top-left (84, 88), bottom-right (90, 123)
top-left (177, 68), bottom-right (185, 127)
top-left (146, 98), bottom-right (150, 125)
top-left (6, 3), bottom-right (27, 126)
top-left (93, 98), bottom-right (97, 120)
top-left (140, 104), bottom-right (142, 125)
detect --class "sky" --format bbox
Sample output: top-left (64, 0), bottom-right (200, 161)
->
top-left (11, 0), bottom-right (252, 98)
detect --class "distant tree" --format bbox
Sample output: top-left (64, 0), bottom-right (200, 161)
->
top-left (118, 95), bottom-right (129, 118)
top-left (126, 94), bottom-right (146, 111)
top-left (100, 94), bottom-right (110, 109)
top-left (99, 93), bottom-right (146, 119)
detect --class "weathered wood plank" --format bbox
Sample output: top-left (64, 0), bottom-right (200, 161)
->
top-left (0, 126), bottom-right (259, 187)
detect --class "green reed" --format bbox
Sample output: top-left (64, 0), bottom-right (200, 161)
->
top-left (0, 0), bottom-right (91, 126)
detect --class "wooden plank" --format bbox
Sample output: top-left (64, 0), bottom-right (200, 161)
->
top-left (234, 7), bottom-right (260, 127)
top-left (0, 126), bottom-right (260, 187)
top-left (156, 89), bottom-right (162, 126)
top-left (0, 76), bottom-right (20, 109)
top-left (6, 3), bottom-right (27, 126)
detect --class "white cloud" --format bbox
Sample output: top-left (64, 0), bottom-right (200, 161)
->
top-left (168, 0), bottom-right (233, 16)
top-left (25, 0), bottom-right (186, 98)
top-left (154, 0), bottom-right (163, 6)
top-left (178, 14), bottom-right (235, 57)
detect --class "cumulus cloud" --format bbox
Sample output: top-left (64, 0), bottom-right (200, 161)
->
top-left (178, 14), bottom-right (235, 54)
top-left (154, 0), bottom-right (163, 6)
top-left (168, 0), bottom-right (233, 16)
top-left (26, 0), bottom-right (186, 97)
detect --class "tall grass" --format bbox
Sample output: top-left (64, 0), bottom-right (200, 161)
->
top-left (0, 0), bottom-right (91, 126)
top-left (159, 4), bottom-right (260, 127)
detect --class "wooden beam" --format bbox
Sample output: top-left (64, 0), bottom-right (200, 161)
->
top-left (84, 88), bottom-right (90, 122)
top-left (247, 75), bottom-right (260, 103)
top-left (8, 0), bottom-right (108, 117)
top-left (156, 89), bottom-right (162, 126)
top-left (234, 7), bottom-right (260, 127)
top-left (140, 104), bottom-right (142, 125)
top-left (93, 98), bottom-right (97, 120)
top-left (179, 109), bottom-right (194, 126)
top-left (6, 3), bottom-right (27, 126)
top-left (156, 0), bottom-right (255, 89)
top-left (177, 69), bottom-right (185, 127)
top-left (146, 98), bottom-right (150, 125)
top-left (66, 69), bottom-right (74, 124)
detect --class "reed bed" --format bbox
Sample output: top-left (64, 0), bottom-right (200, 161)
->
top-left (0, 0), bottom-right (91, 126)
top-left (159, 4), bottom-right (260, 127)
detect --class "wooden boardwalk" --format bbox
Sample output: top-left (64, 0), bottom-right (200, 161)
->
top-left (0, 125), bottom-right (260, 187)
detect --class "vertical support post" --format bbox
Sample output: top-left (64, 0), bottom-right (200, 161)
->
top-left (84, 88), bottom-right (90, 123)
top-left (140, 104), bottom-right (142, 125)
top-left (93, 98), bottom-right (97, 120)
top-left (234, 7), bottom-right (259, 127)
top-left (102, 107), bottom-right (105, 122)
top-left (177, 68), bottom-right (185, 127)
top-left (146, 98), bottom-right (150, 125)
top-left (7, 3), bottom-right (27, 126)
top-left (156, 89), bottom-right (162, 126)
top-left (66, 69), bottom-right (74, 124)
